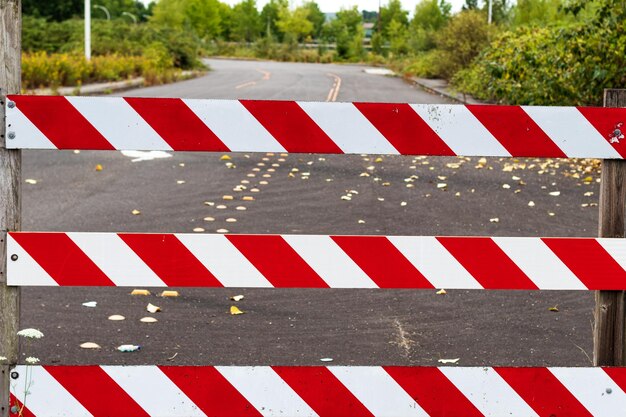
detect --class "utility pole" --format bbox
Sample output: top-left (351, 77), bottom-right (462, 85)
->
top-left (85, 0), bottom-right (91, 60)
top-left (0, 1), bottom-right (22, 416)
top-left (488, 0), bottom-right (493, 24)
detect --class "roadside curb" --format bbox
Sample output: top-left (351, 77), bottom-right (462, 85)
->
top-left (407, 76), bottom-right (482, 105)
top-left (27, 70), bottom-right (204, 96)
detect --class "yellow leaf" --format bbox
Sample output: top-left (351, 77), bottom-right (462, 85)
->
top-left (95, 164), bottom-right (103, 171)
top-left (230, 306), bottom-right (245, 315)
top-left (131, 209), bottom-right (141, 215)
top-left (436, 289), bottom-right (447, 295)
top-left (147, 303), bottom-right (161, 313)
top-left (160, 290), bottom-right (179, 297)
top-left (220, 155), bottom-right (231, 161)
top-left (549, 305), bottom-right (559, 312)
top-left (375, 157), bottom-right (383, 163)
top-left (131, 289), bottom-right (150, 296)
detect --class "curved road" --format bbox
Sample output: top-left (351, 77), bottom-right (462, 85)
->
top-left (20, 59), bottom-right (597, 367)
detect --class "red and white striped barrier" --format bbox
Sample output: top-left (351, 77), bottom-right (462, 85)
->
top-left (6, 95), bottom-right (626, 158)
top-left (9, 365), bottom-right (626, 417)
top-left (8, 232), bottom-right (626, 289)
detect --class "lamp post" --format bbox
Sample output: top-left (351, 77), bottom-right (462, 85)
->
top-left (93, 4), bottom-right (111, 20)
top-left (122, 11), bottom-right (138, 24)
top-left (85, 0), bottom-right (91, 61)
top-left (488, 0), bottom-right (493, 24)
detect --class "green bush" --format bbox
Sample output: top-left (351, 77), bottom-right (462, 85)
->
top-left (453, 22), bottom-right (626, 105)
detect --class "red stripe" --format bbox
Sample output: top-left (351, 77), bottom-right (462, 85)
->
top-left (124, 97), bottom-right (229, 152)
top-left (9, 95), bottom-right (114, 150)
top-left (437, 237), bottom-right (539, 289)
top-left (241, 100), bottom-right (343, 153)
top-left (384, 367), bottom-right (483, 417)
top-left (495, 367), bottom-right (592, 417)
top-left (331, 236), bottom-right (434, 288)
top-left (160, 366), bottom-right (262, 417)
top-left (577, 106), bottom-right (626, 158)
top-left (273, 367), bottom-right (374, 417)
top-left (467, 105), bottom-right (567, 158)
top-left (10, 394), bottom-right (36, 417)
top-left (45, 366), bottom-right (150, 417)
top-left (119, 234), bottom-right (222, 287)
top-left (354, 103), bottom-right (455, 156)
top-left (10, 232), bottom-right (114, 286)
top-left (542, 238), bottom-right (626, 290)
top-left (603, 367), bottom-right (626, 394)
top-left (226, 235), bottom-right (328, 287)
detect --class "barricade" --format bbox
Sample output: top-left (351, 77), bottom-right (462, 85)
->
top-left (3, 95), bottom-right (626, 416)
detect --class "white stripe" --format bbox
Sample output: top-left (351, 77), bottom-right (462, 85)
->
top-left (297, 102), bottom-right (399, 154)
top-left (67, 233), bottom-right (166, 287)
top-left (329, 367), bottom-right (429, 417)
top-left (597, 239), bottom-right (626, 274)
top-left (550, 367), bottom-right (626, 416)
top-left (5, 107), bottom-right (57, 149)
top-left (410, 105), bottom-right (511, 157)
top-left (176, 234), bottom-right (272, 287)
top-left (183, 99), bottom-right (286, 152)
top-left (493, 237), bottom-right (586, 290)
top-left (66, 97), bottom-right (172, 151)
top-left (102, 366), bottom-right (206, 417)
top-left (216, 366), bottom-right (318, 417)
top-left (522, 107), bottom-right (621, 158)
top-left (11, 366), bottom-right (93, 417)
top-left (440, 367), bottom-right (539, 417)
top-left (282, 235), bottom-right (377, 288)
top-left (388, 236), bottom-right (482, 289)
top-left (7, 235), bottom-right (58, 286)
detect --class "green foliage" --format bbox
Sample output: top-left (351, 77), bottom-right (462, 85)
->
top-left (260, 0), bottom-right (289, 40)
top-left (323, 7), bottom-right (364, 59)
top-left (276, 6), bottom-right (314, 43)
top-left (511, 0), bottom-right (564, 26)
top-left (151, 0), bottom-right (224, 40)
top-left (402, 49), bottom-right (448, 78)
top-left (230, 0), bottom-right (262, 42)
top-left (303, 1), bottom-right (326, 39)
top-left (409, 0), bottom-right (451, 51)
top-left (434, 10), bottom-right (493, 77)
top-left (453, 0), bottom-right (626, 105)
top-left (379, 0), bottom-right (409, 36)
top-left (23, 0), bottom-right (150, 21)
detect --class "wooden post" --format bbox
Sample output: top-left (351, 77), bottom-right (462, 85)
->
top-left (594, 89), bottom-right (626, 366)
top-left (0, 1), bottom-right (21, 416)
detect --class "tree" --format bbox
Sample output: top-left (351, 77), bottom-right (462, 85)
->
top-left (410, 0), bottom-right (451, 51)
top-left (276, 6), bottom-right (314, 43)
top-left (323, 6), bottom-right (364, 59)
top-left (151, 0), bottom-right (224, 40)
top-left (302, 1), bottom-right (326, 39)
top-left (23, 0), bottom-right (82, 20)
top-left (230, 0), bottom-right (262, 42)
top-left (511, 0), bottom-right (563, 26)
top-left (379, 0), bottom-right (408, 36)
top-left (260, 0), bottom-right (288, 39)
top-left (483, 0), bottom-right (511, 24)
top-left (463, 0), bottom-right (479, 9)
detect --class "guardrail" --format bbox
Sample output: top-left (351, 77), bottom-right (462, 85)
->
top-left (1, 94), bottom-right (626, 416)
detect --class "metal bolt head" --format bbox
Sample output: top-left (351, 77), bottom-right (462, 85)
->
top-left (10, 405), bottom-right (18, 414)
top-left (10, 254), bottom-right (18, 261)
top-left (7, 101), bottom-right (15, 109)
top-left (7, 131), bottom-right (15, 140)
top-left (606, 387), bottom-right (613, 394)
top-left (10, 371), bottom-right (18, 379)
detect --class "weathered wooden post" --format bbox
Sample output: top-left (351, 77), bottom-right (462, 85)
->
top-left (595, 89), bottom-right (626, 366)
top-left (0, 1), bottom-right (22, 416)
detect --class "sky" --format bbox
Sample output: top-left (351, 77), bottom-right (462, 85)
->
top-left (141, 0), bottom-right (470, 14)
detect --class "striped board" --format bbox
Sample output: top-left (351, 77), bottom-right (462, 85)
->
top-left (5, 95), bottom-right (626, 158)
top-left (8, 232), bottom-right (626, 289)
top-left (9, 365), bottom-right (626, 417)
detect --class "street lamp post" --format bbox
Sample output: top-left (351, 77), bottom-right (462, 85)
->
top-left (85, 0), bottom-right (91, 61)
top-left (122, 11), bottom-right (138, 24)
top-left (488, 0), bottom-right (493, 24)
top-left (93, 4), bottom-right (111, 20)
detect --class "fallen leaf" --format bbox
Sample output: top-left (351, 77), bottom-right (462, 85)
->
top-left (193, 227), bottom-right (205, 232)
top-left (502, 184), bottom-right (511, 189)
top-left (236, 206), bottom-right (247, 211)
top-left (549, 191), bottom-right (561, 196)
top-left (117, 344), bottom-right (140, 352)
top-left (320, 358), bottom-right (334, 362)
top-left (80, 342), bottom-right (101, 349)
top-left (108, 315), bottom-right (125, 321)
top-left (230, 306), bottom-right (245, 315)
top-left (549, 306), bottom-right (559, 312)
top-left (438, 358), bottom-right (460, 364)
top-left (203, 217), bottom-right (215, 222)
top-left (131, 289), bottom-right (150, 296)
top-left (242, 196), bottom-right (254, 201)
top-left (226, 218), bottom-right (237, 223)
top-left (437, 183), bottom-right (447, 189)
top-left (177, 180), bottom-right (185, 185)
top-left (147, 303), bottom-right (161, 313)
top-left (584, 192), bottom-right (594, 197)
top-left (140, 317), bottom-right (158, 323)
top-left (216, 205), bottom-right (227, 209)
top-left (359, 172), bottom-right (370, 177)
top-left (82, 301), bottom-right (97, 308)
top-left (95, 164), bottom-right (103, 171)
top-left (217, 228), bottom-right (229, 233)
top-left (489, 218), bottom-right (500, 223)
top-left (230, 295), bottom-right (244, 301)
top-left (131, 209), bottom-right (141, 215)
top-left (400, 202), bottom-right (407, 206)
top-left (25, 179), bottom-right (37, 184)
top-left (223, 195), bottom-right (234, 200)
top-left (204, 201), bottom-right (215, 206)
top-left (220, 155), bottom-right (231, 161)
top-left (358, 219), bottom-right (365, 224)
top-left (528, 201), bottom-right (535, 207)
top-left (160, 290), bottom-right (179, 297)
top-left (436, 289), bottom-right (447, 295)
top-left (375, 157), bottom-right (383, 163)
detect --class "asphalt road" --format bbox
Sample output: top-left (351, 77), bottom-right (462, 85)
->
top-left (19, 59), bottom-right (598, 367)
